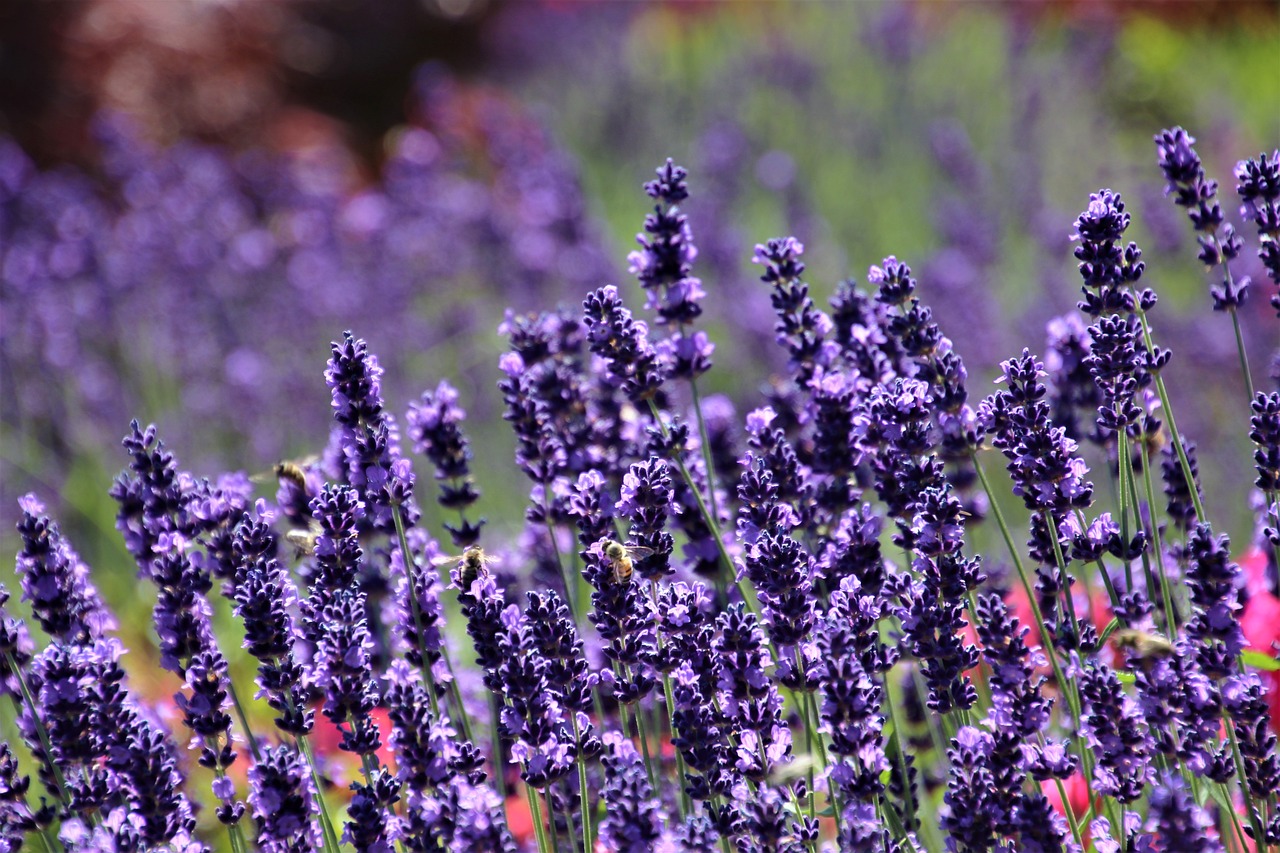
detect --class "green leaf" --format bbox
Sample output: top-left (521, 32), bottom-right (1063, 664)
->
top-left (1242, 650), bottom-right (1280, 671)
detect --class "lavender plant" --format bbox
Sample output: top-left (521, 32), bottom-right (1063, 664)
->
top-left (3, 138), bottom-right (1280, 853)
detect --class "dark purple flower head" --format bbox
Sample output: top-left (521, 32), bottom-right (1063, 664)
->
top-left (615, 457), bottom-right (678, 581)
top-left (598, 732), bottom-right (664, 853)
top-left (407, 380), bottom-right (485, 547)
top-left (1072, 190), bottom-right (1145, 316)
top-left (629, 159), bottom-right (706, 331)
top-left (1250, 392), bottom-right (1280, 495)
top-left (1183, 523), bottom-right (1245, 680)
top-left (312, 590), bottom-right (382, 756)
top-left (1145, 773), bottom-right (1223, 853)
top-left (1078, 656), bottom-right (1155, 802)
top-left (1235, 149), bottom-right (1280, 289)
top-left (148, 538), bottom-right (218, 675)
top-left (248, 744), bottom-right (321, 853)
top-left (175, 649), bottom-right (236, 774)
top-left (343, 769), bottom-right (400, 853)
top-left (1155, 128), bottom-right (1224, 234)
top-left (714, 604), bottom-right (791, 781)
top-left (231, 507), bottom-right (312, 736)
top-left (941, 726), bottom-right (999, 851)
top-left (582, 285), bottom-right (668, 402)
top-left (15, 494), bottom-right (115, 644)
top-left (1044, 313), bottom-right (1104, 446)
top-left (754, 237), bottom-right (835, 382)
top-left (326, 332), bottom-right (417, 530)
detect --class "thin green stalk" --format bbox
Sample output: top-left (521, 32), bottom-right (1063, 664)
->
top-left (688, 376), bottom-right (723, 525)
top-left (570, 714), bottom-right (594, 852)
top-left (226, 681), bottom-right (263, 763)
top-left (489, 693), bottom-right (508, 803)
top-left (545, 789), bottom-right (563, 853)
top-left (1115, 434), bottom-right (1136, 592)
top-left (1223, 716), bottom-right (1269, 848)
top-left (527, 784), bottom-right (551, 853)
top-left (5, 657), bottom-right (71, 807)
top-left (645, 399), bottom-right (755, 616)
top-left (881, 681), bottom-right (918, 833)
top-left (295, 734), bottom-right (342, 853)
top-left (1136, 310), bottom-right (1205, 523)
top-left (542, 499), bottom-right (582, 627)
top-left (1136, 443), bottom-right (1179, 635)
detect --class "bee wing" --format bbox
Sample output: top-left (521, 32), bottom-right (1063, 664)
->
top-left (430, 554), bottom-right (465, 567)
top-left (624, 545), bottom-right (657, 559)
top-left (480, 554), bottom-right (502, 566)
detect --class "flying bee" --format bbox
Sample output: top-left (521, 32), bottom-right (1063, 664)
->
top-left (284, 520), bottom-right (323, 558)
top-left (251, 455), bottom-right (321, 489)
top-left (1112, 628), bottom-right (1176, 664)
top-left (433, 546), bottom-right (500, 590)
top-left (601, 540), bottom-right (655, 586)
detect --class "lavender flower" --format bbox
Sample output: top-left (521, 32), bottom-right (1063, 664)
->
top-left (1077, 657), bottom-right (1154, 802)
top-left (1235, 148), bottom-right (1280, 296)
top-left (1145, 773), bottom-right (1223, 853)
top-left (15, 494), bottom-right (114, 644)
top-left (407, 380), bottom-right (485, 547)
top-left (715, 604), bottom-right (791, 781)
top-left (312, 590), bottom-right (382, 757)
top-left (248, 745), bottom-right (321, 853)
top-left (326, 332), bottom-right (417, 531)
top-left (231, 511), bottom-right (312, 736)
top-left (941, 727), bottom-right (999, 852)
top-left (582, 285), bottom-right (668, 403)
top-left (597, 733), bottom-right (664, 853)
top-left (616, 457), bottom-right (677, 582)
top-left (1071, 190), bottom-right (1144, 317)
top-left (754, 236), bottom-right (833, 382)
top-left (1154, 126), bottom-right (1248, 309)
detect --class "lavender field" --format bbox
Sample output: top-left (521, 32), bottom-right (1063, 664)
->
top-left (2, 2), bottom-right (1279, 852)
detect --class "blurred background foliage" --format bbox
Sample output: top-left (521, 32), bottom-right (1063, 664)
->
top-left (1, 0), bottom-right (1278, 720)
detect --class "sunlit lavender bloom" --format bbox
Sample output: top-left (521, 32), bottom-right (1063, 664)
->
top-left (1071, 190), bottom-right (1144, 317)
top-left (941, 727), bottom-right (999, 851)
top-left (495, 604), bottom-right (575, 789)
top-left (1235, 149), bottom-right (1280, 297)
top-left (580, 540), bottom-right (658, 705)
top-left (15, 494), bottom-right (115, 644)
top-left (385, 526), bottom-right (446, 677)
top-left (248, 745), bottom-right (321, 853)
top-left (524, 590), bottom-right (599, 725)
top-left (1154, 126), bottom-right (1248, 309)
top-left (0, 585), bottom-right (34, 698)
top-left (1087, 313), bottom-right (1151, 437)
top-left (1220, 673), bottom-right (1280, 814)
top-left (407, 380), bottom-right (485, 547)
top-left (1183, 523), bottom-right (1245, 680)
top-left (312, 590), bottom-right (382, 757)
top-left (754, 236), bottom-right (834, 382)
top-left (738, 529), bottom-right (816, 664)
top-left (232, 510), bottom-right (312, 736)
top-left (1077, 657), bottom-right (1154, 802)
top-left (816, 578), bottom-right (890, 802)
top-left (326, 332), bottom-right (417, 531)
top-left (1145, 773), bottom-right (1223, 853)
top-left (1044, 314), bottom-right (1103, 445)
top-left (344, 769), bottom-right (400, 853)
top-left (616, 457), bottom-right (678, 581)
top-left (582, 285), bottom-right (668, 403)
top-left (0, 742), bottom-right (41, 849)
top-left (973, 594), bottom-right (1071, 780)
top-left (715, 604), bottom-right (791, 781)
top-left (111, 421), bottom-right (191, 574)
top-left (598, 732), bottom-right (664, 853)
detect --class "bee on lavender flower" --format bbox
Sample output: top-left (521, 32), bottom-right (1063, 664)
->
top-left (272, 456), bottom-right (320, 491)
top-left (1112, 628), bottom-right (1176, 663)
top-left (602, 540), bottom-right (654, 586)
top-left (283, 520), bottom-right (322, 557)
top-left (434, 546), bottom-right (499, 590)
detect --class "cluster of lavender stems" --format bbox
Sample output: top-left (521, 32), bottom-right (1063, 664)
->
top-left (3, 133), bottom-right (1280, 853)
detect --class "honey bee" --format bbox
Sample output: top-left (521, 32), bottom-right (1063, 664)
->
top-left (284, 521), bottom-right (323, 557)
top-left (433, 546), bottom-right (500, 590)
top-left (1112, 628), bottom-right (1176, 662)
top-left (251, 455), bottom-right (321, 490)
top-left (601, 540), bottom-right (654, 586)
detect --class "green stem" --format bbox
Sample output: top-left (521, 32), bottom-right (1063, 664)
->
top-left (489, 693), bottom-right (508, 803)
top-left (5, 657), bottom-right (71, 808)
top-left (1136, 442), bottom-right (1179, 635)
top-left (295, 734), bottom-right (342, 853)
top-left (570, 714), bottom-right (594, 853)
top-left (527, 784), bottom-right (551, 853)
top-left (881, 680), bottom-right (918, 833)
top-left (226, 681), bottom-right (263, 763)
top-left (1136, 310), bottom-right (1206, 523)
